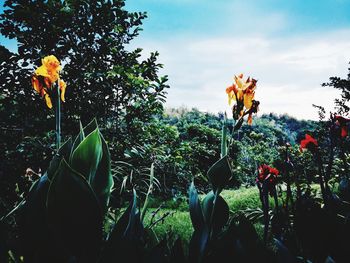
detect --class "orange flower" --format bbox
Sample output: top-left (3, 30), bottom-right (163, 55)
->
top-left (31, 55), bottom-right (66, 108)
top-left (226, 74), bottom-right (256, 107)
top-left (226, 73), bottom-right (258, 124)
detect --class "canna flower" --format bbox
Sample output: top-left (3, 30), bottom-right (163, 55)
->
top-left (257, 164), bottom-right (279, 183)
top-left (300, 134), bottom-right (318, 152)
top-left (31, 55), bottom-right (66, 108)
top-left (335, 115), bottom-right (350, 138)
top-left (257, 164), bottom-right (279, 194)
top-left (226, 73), bottom-right (259, 124)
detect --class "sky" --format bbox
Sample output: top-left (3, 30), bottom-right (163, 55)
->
top-left (1, 0), bottom-right (350, 120)
top-left (123, 0), bottom-right (350, 120)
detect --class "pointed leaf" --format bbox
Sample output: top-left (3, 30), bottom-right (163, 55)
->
top-left (47, 137), bottom-right (72, 180)
top-left (141, 163), bottom-right (154, 221)
top-left (47, 159), bottom-right (102, 261)
top-left (189, 227), bottom-right (209, 263)
top-left (71, 121), bottom-right (85, 156)
top-left (90, 132), bottom-right (113, 212)
top-left (202, 191), bottom-right (229, 234)
top-left (189, 182), bottom-right (204, 231)
top-left (207, 155), bottom-right (232, 193)
top-left (124, 189), bottom-right (143, 240)
top-left (83, 118), bottom-right (99, 136)
top-left (70, 128), bottom-right (102, 182)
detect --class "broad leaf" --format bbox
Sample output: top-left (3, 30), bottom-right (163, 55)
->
top-left (189, 182), bottom-right (204, 231)
top-left (207, 155), bottom-right (232, 193)
top-left (47, 137), bottom-right (72, 180)
top-left (21, 174), bottom-right (69, 262)
top-left (83, 118), bottom-right (98, 136)
top-left (90, 132), bottom-right (113, 212)
top-left (202, 191), bottom-right (229, 235)
top-left (189, 227), bottom-right (209, 263)
top-left (70, 128), bottom-right (102, 182)
top-left (47, 159), bottom-right (102, 261)
top-left (70, 121), bottom-right (85, 159)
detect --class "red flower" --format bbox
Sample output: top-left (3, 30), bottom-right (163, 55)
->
top-left (257, 164), bottom-right (279, 187)
top-left (300, 134), bottom-right (318, 152)
top-left (335, 115), bottom-right (350, 138)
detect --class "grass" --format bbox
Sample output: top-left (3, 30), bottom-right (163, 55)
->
top-left (144, 186), bottom-right (267, 245)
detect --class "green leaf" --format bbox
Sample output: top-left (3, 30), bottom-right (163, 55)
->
top-left (141, 163), bottom-right (154, 221)
top-left (274, 239), bottom-right (294, 263)
top-left (47, 137), bottom-right (72, 180)
top-left (202, 191), bottom-right (229, 234)
top-left (83, 118), bottom-right (98, 136)
top-left (237, 215), bottom-right (259, 249)
top-left (98, 190), bottom-right (143, 263)
top-left (47, 159), bottom-right (102, 261)
top-left (99, 200), bottom-right (133, 263)
top-left (70, 128), bottom-right (103, 182)
top-left (90, 132), bottom-right (113, 212)
top-left (207, 155), bottom-right (232, 193)
top-left (21, 174), bottom-right (69, 261)
top-left (189, 227), bottom-right (209, 263)
top-left (124, 189), bottom-right (143, 240)
top-left (70, 121), bottom-right (85, 160)
top-left (189, 182), bottom-right (205, 231)
top-left (220, 112), bottom-right (228, 158)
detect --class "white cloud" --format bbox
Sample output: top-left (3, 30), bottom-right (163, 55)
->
top-left (130, 29), bottom-right (350, 120)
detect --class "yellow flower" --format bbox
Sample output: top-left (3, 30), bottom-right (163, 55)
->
top-left (226, 73), bottom-right (259, 125)
top-left (226, 74), bottom-right (257, 112)
top-left (31, 55), bottom-right (66, 108)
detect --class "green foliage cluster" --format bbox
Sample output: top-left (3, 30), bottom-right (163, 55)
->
top-left (0, 0), bottom-right (168, 215)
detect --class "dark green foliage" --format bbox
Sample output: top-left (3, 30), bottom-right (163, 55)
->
top-left (47, 159), bottom-right (103, 262)
top-left (0, 0), bottom-right (168, 216)
top-left (322, 66), bottom-right (350, 114)
top-left (18, 120), bottom-right (113, 262)
top-left (207, 156), bottom-right (232, 193)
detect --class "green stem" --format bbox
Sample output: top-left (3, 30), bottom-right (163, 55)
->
top-left (221, 113), bottom-right (228, 158)
top-left (316, 151), bottom-right (328, 206)
top-left (56, 81), bottom-right (61, 151)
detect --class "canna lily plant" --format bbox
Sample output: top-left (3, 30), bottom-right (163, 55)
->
top-left (299, 133), bottom-right (333, 208)
top-left (32, 55), bottom-right (67, 150)
top-left (21, 119), bottom-right (114, 263)
top-left (256, 164), bottom-right (279, 243)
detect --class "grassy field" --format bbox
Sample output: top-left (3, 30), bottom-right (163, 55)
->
top-left (143, 187), bottom-right (266, 245)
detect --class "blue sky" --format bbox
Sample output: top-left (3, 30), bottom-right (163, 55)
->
top-left (124, 0), bottom-right (350, 120)
top-left (126, 0), bottom-right (350, 36)
top-left (2, 0), bottom-right (350, 119)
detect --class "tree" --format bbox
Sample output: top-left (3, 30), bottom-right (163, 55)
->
top-left (0, 0), bottom-right (168, 213)
top-left (322, 64), bottom-right (350, 115)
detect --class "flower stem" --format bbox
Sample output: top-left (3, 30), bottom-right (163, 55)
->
top-left (55, 81), bottom-right (61, 151)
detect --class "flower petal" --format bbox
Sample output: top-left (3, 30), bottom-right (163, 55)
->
top-left (31, 75), bottom-right (42, 93)
top-left (247, 113), bottom-right (253, 125)
top-left (44, 93), bottom-right (53, 109)
top-left (35, 65), bottom-right (50, 78)
top-left (243, 90), bottom-right (254, 109)
top-left (59, 80), bottom-right (67, 102)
